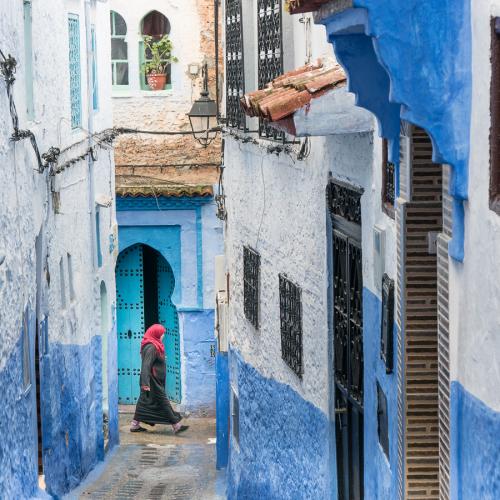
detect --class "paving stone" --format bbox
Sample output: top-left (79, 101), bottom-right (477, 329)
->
top-left (77, 416), bottom-right (225, 500)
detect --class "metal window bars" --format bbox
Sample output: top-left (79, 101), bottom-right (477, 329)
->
top-left (225, 0), bottom-right (246, 129)
top-left (257, 0), bottom-right (284, 141)
top-left (279, 274), bottom-right (303, 378)
top-left (243, 246), bottom-right (260, 328)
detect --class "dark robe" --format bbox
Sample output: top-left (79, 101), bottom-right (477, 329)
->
top-left (133, 344), bottom-right (182, 425)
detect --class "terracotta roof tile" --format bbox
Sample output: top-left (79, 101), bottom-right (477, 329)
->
top-left (240, 59), bottom-right (346, 124)
top-left (116, 175), bottom-right (213, 198)
top-left (285, 0), bottom-right (332, 14)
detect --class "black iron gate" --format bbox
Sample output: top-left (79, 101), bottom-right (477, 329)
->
top-left (328, 180), bottom-right (364, 500)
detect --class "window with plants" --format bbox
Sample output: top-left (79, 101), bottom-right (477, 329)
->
top-left (140, 11), bottom-right (177, 91)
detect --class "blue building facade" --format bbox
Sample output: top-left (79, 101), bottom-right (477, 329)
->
top-left (115, 193), bottom-right (223, 415)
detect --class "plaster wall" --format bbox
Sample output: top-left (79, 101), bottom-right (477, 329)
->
top-left (0, 0), bottom-right (118, 496)
top-left (223, 13), bottom-right (399, 497)
top-left (451, 0), bottom-right (500, 412)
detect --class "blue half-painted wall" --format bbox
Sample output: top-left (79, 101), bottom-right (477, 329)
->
top-left (228, 348), bottom-right (331, 500)
top-left (179, 309), bottom-right (217, 415)
top-left (0, 314), bottom-right (38, 499)
top-left (227, 288), bottom-right (399, 499)
top-left (450, 382), bottom-right (500, 500)
top-left (116, 196), bottom-right (223, 413)
top-left (321, 2), bottom-right (472, 260)
top-left (0, 309), bottom-right (118, 499)
top-left (363, 288), bottom-right (398, 500)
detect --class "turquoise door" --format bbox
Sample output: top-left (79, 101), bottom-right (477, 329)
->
top-left (116, 245), bottom-right (145, 404)
top-left (157, 255), bottom-right (181, 403)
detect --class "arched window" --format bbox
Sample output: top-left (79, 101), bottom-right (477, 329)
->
top-left (110, 11), bottom-right (129, 87)
top-left (140, 10), bottom-right (172, 90)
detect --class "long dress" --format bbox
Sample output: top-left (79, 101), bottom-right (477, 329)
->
top-left (133, 343), bottom-right (182, 425)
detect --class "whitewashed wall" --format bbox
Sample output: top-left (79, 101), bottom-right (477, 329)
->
top-left (0, 0), bottom-right (116, 368)
top-left (450, 0), bottom-right (500, 411)
top-left (223, 11), bottom-right (396, 414)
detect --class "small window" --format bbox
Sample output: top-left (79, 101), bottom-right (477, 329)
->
top-left (59, 258), bottom-right (66, 308)
top-left (382, 139), bottom-right (395, 218)
top-left (243, 246), bottom-right (260, 329)
top-left (68, 14), bottom-right (82, 128)
top-left (96, 207), bottom-right (103, 268)
top-left (91, 26), bottom-right (99, 110)
top-left (231, 389), bottom-right (240, 445)
top-left (380, 274), bottom-right (395, 374)
top-left (490, 18), bottom-right (500, 214)
top-left (110, 11), bottom-right (129, 88)
top-left (67, 253), bottom-right (75, 301)
top-left (377, 382), bottom-right (390, 459)
top-left (22, 308), bottom-right (31, 391)
top-left (23, 0), bottom-right (34, 119)
top-left (140, 10), bottom-right (172, 91)
top-left (279, 274), bottom-right (303, 378)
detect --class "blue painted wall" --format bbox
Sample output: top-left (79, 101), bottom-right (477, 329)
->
top-left (228, 349), bottom-right (331, 500)
top-left (216, 351), bottom-right (229, 469)
top-left (40, 335), bottom-right (119, 498)
top-left (117, 196), bottom-right (222, 413)
top-left (450, 382), bottom-right (500, 500)
top-left (363, 288), bottom-right (398, 500)
top-left (179, 309), bottom-right (216, 415)
top-left (227, 289), bottom-right (398, 499)
top-left (0, 318), bottom-right (38, 499)
top-left (0, 311), bottom-right (117, 498)
top-left (322, 2), bottom-right (472, 260)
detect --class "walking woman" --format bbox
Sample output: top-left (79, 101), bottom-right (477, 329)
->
top-left (130, 324), bottom-right (189, 434)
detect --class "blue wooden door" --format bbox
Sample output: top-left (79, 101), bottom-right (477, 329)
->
top-left (116, 245), bottom-right (145, 404)
top-left (157, 255), bottom-right (181, 403)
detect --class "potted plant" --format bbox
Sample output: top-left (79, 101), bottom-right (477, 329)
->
top-left (142, 34), bottom-right (178, 91)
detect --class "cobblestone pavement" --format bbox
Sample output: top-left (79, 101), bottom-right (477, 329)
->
top-left (72, 413), bottom-right (225, 500)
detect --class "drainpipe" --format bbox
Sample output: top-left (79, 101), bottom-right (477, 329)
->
top-left (84, 0), bottom-right (97, 271)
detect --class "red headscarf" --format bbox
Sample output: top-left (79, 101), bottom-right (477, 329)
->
top-left (140, 324), bottom-right (166, 357)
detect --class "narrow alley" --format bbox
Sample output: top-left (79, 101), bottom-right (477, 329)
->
top-left (1, 0), bottom-right (500, 499)
top-left (73, 412), bottom-right (225, 500)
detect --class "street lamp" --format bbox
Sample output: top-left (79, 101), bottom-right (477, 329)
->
top-left (188, 62), bottom-right (219, 147)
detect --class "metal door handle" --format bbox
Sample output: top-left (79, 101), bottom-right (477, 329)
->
top-left (335, 407), bottom-right (347, 414)
top-left (128, 329), bottom-right (132, 339)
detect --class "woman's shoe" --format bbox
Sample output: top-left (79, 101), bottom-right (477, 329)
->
top-left (130, 426), bottom-right (147, 433)
top-left (172, 423), bottom-right (189, 434)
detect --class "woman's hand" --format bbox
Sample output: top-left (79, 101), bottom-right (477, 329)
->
top-left (141, 385), bottom-right (150, 392)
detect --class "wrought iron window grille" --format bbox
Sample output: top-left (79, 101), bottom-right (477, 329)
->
top-left (380, 273), bottom-right (394, 374)
top-left (257, 0), bottom-right (284, 141)
top-left (279, 274), bottom-right (303, 378)
top-left (327, 178), bottom-right (363, 226)
top-left (225, 0), bottom-right (246, 130)
top-left (243, 246), bottom-right (260, 328)
top-left (382, 139), bottom-right (395, 217)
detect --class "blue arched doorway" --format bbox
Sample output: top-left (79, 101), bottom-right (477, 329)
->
top-left (116, 243), bottom-right (181, 404)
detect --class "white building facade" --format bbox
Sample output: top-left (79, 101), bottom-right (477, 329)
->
top-left (0, 0), bottom-right (117, 497)
top-left (221, 2), bottom-right (399, 498)
top-left (222, 1), bottom-right (500, 499)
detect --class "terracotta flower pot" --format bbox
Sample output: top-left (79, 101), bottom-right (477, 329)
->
top-left (147, 73), bottom-right (167, 91)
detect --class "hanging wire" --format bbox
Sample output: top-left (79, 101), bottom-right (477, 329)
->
top-left (1, 50), bottom-right (222, 177)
